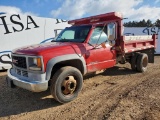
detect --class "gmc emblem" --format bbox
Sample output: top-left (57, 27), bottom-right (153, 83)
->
top-left (12, 59), bottom-right (18, 64)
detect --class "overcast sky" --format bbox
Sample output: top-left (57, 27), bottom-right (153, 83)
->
top-left (0, 0), bottom-right (160, 21)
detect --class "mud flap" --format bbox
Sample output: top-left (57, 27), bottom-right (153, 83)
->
top-left (141, 48), bottom-right (154, 63)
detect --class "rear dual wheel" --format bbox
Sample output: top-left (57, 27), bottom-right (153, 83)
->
top-left (50, 66), bottom-right (83, 103)
top-left (131, 53), bottom-right (148, 72)
top-left (131, 53), bottom-right (138, 71)
top-left (137, 53), bottom-right (148, 72)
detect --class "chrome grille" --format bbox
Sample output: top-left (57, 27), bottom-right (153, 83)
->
top-left (15, 69), bottom-right (28, 77)
top-left (12, 56), bottom-right (27, 69)
top-left (16, 69), bottom-right (21, 75)
top-left (22, 70), bottom-right (28, 77)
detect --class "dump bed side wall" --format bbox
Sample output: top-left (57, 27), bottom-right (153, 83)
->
top-left (119, 34), bottom-right (157, 54)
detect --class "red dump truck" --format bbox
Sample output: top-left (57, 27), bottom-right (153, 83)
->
top-left (7, 12), bottom-right (157, 103)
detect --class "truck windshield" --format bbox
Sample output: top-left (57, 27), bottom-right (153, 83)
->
top-left (55, 25), bottom-right (91, 43)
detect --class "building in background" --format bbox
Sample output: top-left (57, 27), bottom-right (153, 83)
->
top-left (124, 27), bottom-right (160, 54)
top-left (0, 13), bottom-right (70, 70)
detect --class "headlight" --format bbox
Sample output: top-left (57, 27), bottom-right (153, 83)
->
top-left (28, 57), bottom-right (42, 71)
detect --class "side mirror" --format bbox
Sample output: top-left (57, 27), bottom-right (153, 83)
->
top-left (108, 35), bottom-right (115, 41)
top-left (107, 23), bottom-right (116, 41)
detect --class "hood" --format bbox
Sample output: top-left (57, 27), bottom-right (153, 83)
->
top-left (12, 42), bottom-right (86, 56)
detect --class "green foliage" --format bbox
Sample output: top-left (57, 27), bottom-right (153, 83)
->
top-left (124, 19), bottom-right (160, 27)
top-left (155, 19), bottom-right (160, 27)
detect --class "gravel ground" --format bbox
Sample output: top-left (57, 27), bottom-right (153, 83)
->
top-left (0, 56), bottom-right (160, 120)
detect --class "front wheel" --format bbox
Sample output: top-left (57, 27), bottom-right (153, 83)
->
top-left (50, 66), bottom-right (83, 103)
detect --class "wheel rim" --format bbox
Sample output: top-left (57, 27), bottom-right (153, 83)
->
top-left (143, 57), bottom-right (148, 68)
top-left (61, 76), bottom-right (77, 95)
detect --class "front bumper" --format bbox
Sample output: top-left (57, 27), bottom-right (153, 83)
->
top-left (7, 68), bottom-right (48, 92)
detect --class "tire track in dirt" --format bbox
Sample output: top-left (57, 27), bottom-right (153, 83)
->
top-left (81, 69), bottom-right (160, 119)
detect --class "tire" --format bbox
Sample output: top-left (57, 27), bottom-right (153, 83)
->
top-left (131, 53), bottom-right (138, 71)
top-left (136, 53), bottom-right (148, 72)
top-left (50, 66), bottom-right (83, 103)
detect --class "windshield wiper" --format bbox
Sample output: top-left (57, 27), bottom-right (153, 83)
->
top-left (60, 40), bottom-right (72, 42)
top-left (51, 39), bottom-right (56, 42)
top-left (56, 39), bottom-right (73, 42)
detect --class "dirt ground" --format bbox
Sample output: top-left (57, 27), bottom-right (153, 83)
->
top-left (0, 56), bottom-right (160, 120)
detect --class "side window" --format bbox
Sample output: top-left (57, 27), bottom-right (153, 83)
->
top-left (61, 30), bottom-right (75, 39)
top-left (89, 26), bottom-right (108, 45)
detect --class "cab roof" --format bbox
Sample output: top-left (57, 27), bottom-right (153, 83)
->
top-left (68, 12), bottom-right (123, 25)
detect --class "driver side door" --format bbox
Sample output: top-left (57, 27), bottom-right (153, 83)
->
top-left (86, 24), bottom-right (116, 72)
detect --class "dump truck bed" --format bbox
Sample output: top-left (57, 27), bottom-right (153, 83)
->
top-left (120, 34), bottom-right (157, 54)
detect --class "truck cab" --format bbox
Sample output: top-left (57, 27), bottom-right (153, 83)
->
top-left (7, 12), bottom-right (157, 103)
